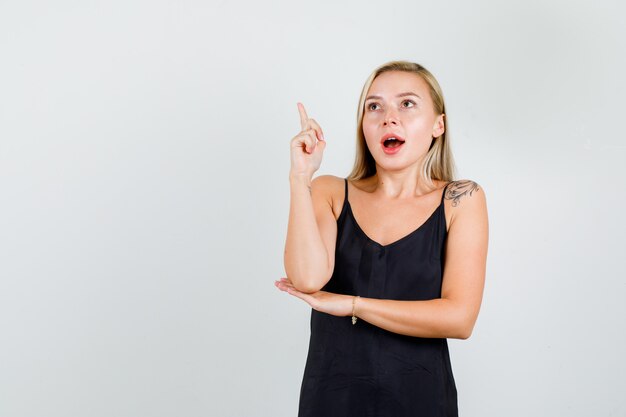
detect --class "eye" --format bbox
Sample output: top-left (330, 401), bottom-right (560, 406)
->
top-left (366, 102), bottom-right (379, 111)
top-left (402, 99), bottom-right (416, 108)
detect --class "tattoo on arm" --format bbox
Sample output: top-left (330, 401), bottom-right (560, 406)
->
top-left (444, 180), bottom-right (480, 207)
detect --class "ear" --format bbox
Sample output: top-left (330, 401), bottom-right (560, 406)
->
top-left (432, 114), bottom-right (445, 138)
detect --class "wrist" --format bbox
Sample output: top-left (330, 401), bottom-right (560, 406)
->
top-left (352, 295), bottom-right (360, 325)
top-left (289, 173), bottom-right (312, 186)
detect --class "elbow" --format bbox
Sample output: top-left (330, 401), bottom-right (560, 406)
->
top-left (283, 268), bottom-right (325, 294)
top-left (456, 328), bottom-right (472, 340)
top-left (286, 264), bottom-right (333, 294)
top-left (291, 273), bottom-right (331, 294)
top-left (293, 283), bottom-right (320, 294)
top-left (284, 256), bottom-right (332, 294)
top-left (292, 278), bottom-right (325, 294)
top-left (445, 307), bottom-right (475, 339)
top-left (454, 318), bottom-right (476, 340)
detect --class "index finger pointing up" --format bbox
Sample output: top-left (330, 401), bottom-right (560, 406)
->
top-left (297, 102), bottom-right (309, 130)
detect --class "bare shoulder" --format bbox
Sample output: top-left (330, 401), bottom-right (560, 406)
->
top-left (444, 179), bottom-right (488, 227)
top-left (445, 179), bottom-right (485, 207)
top-left (311, 174), bottom-right (346, 220)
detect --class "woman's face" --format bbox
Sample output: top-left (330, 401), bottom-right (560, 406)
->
top-left (362, 71), bottom-right (444, 170)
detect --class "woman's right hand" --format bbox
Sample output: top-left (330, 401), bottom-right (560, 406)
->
top-left (290, 102), bottom-right (326, 180)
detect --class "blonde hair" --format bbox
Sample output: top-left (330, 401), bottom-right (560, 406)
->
top-left (347, 60), bottom-right (456, 189)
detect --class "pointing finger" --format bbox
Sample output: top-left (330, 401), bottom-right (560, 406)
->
top-left (297, 102), bottom-right (309, 130)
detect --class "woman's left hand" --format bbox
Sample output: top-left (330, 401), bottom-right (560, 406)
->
top-left (274, 277), bottom-right (354, 317)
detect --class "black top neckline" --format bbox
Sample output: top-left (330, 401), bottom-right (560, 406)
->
top-left (340, 178), bottom-right (450, 250)
top-left (345, 200), bottom-right (443, 249)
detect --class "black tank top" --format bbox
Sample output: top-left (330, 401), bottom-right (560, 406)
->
top-left (298, 178), bottom-right (458, 417)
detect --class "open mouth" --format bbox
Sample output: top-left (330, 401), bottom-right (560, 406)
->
top-left (383, 137), bottom-right (405, 148)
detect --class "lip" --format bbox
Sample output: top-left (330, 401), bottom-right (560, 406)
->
top-left (380, 132), bottom-right (405, 155)
top-left (381, 141), bottom-right (404, 155)
top-left (379, 133), bottom-right (406, 144)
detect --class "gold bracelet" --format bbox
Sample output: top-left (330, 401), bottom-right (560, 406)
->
top-left (352, 296), bottom-right (360, 325)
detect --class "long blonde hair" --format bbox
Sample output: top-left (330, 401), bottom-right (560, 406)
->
top-left (347, 60), bottom-right (456, 188)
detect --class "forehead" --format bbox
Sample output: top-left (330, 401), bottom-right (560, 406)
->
top-left (367, 71), bottom-right (429, 98)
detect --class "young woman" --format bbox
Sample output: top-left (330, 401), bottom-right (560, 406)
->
top-left (275, 60), bottom-right (489, 417)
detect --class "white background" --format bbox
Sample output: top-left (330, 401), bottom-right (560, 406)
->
top-left (1, 0), bottom-right (625, 416)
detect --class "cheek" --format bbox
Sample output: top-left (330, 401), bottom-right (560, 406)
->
top-left (364, 134), bottom-right (381, 151)
top-left (406, 120), bottom-right (435, 139)
top-left (361, 121), bottom-right (377, 141)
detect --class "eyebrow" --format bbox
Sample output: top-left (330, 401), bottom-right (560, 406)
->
top-left (365, 92), bottom-right (422, 101)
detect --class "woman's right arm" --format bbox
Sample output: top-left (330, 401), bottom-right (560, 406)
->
top-left (284, 174), bottom-right (337, 293)
top-left (283, 103), bottom-right (336, 293)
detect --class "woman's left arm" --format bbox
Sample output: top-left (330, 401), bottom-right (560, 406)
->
top-left (357, 184), bottom-right (489, 339)
top-left (275, 182), bottom-right (489, 340)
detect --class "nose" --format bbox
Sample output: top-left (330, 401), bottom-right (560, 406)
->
top-left (383, 109), bottom-right (399, 126)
